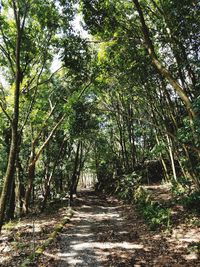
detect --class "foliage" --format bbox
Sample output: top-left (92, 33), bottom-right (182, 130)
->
top-left (134, 187), bottom-right (171, 231)
top-left (115, 172), bottom-right (141, 202)
top-left (69, 99), bottom-right (98, 138)
top-left (179, 191), bottom-right (200, 213)
top-left (0, 0), bottom-right (199, 233)
top-left (171, 177), bottom-right (200, 213)
top-left (188, 242), bottom-right (200, 255)
top-left (171, 176), bottom-right (193, 196)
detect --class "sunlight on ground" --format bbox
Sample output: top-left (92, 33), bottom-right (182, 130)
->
top-left (183, 253), bottom-right (198, 260)
top-left (56, 240), bottom-right (144, 265)
top-left (72, 233), bottom-right (94, 237)
top-left (71, 241), bottom-right (143, 251)
top-left (52, 198), bottom-right (147, 266)
top-left (0, 255), bottom-right (10, 265)
top-left (171, 227), bottom-right (200, 243)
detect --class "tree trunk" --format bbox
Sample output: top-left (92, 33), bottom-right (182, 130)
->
top-left (24, 162), bottom-right (35, 214)
top-left (41, 138), bottom-right (66, 212)
top-left (70, 141), bottom-right (81, 204)
top-left (166, 134), bottom-right (177, 183)
top-left (6, 179), bottom-right (15, 220)
top-left (75, 142), bottom-right (84, 191)
top-left (0, 4), bottom-right (21, 231)
top-left (24, 115), bottom-right (65, 214)
top-left (132, 0), bottom-right (195, 119)
top-left (15, 159), bottom-right (25, 217)
top-left (155, 133), bottom-right (170, 182)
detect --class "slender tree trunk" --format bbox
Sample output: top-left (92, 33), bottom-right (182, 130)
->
top-left (0, 5), bottom-right (21, 231)
top-left (75, 142), bottom-right (84, 192)
top-left (24, 116), bottom-right (65, 213)
top-left (127, 105), bottom-right (136, 169)
top-left (166, 134), bottom-right (177, 183)
top-left (15, 158), bottom-right (25, 217)
top-left (155, 134), bottom-right (170, 182)
top-left (132, 0), bottom-right (195, 119)
top-left (151, 0), bottom-right (197, 96)
top-left (24, 162), bottom-right (35, 213)
top-left (41, 138), bottom-right (66, 212)
top-left (70, 141), bottom-right (81, 204)
top-left (6, 179), bottom-right (15, 220)
top-left (115, 108), bottom-right (128, 171)
top-left (59, 173), bottom-right (63, 193)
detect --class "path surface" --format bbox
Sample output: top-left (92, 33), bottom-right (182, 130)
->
top-left (39, 190), bottom-right (200, 267)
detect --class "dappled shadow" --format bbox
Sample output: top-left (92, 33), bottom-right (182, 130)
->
top-left (144, 184), bottom-right (172, 202)
top-left (38, 190), bottom-right (200, 266)
top-left (0, 204), bottom-right (69, 267)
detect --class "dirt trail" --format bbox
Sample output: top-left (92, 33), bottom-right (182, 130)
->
top-left (39, 190), bottom-right (200, 267)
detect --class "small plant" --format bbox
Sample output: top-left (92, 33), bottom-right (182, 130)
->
top-left (115, 172), bottom-right (141, 202)
top-left (180, 191), bottom-right (200, 212)
top-left (171, 176), bottom-right (192, 197)
top-left (134, 187), bottom-right (171, 230)
top-left (191, 219), bottom-right (200, 227)
top-left (188, 242), bottom-right (200, 254)
top-left (134, 186), bottom-right (150, 204)
top-left (4, 220), bottom-right (18, 231)
top-left (142, 203), bottom-right (171, 230)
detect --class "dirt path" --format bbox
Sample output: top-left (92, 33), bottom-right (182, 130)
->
top-left (39, 190), bottom-right (200, 267)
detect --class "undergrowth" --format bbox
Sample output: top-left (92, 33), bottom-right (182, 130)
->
top-left (115, 172), bottom-right (142, 202)
top-left (134, 186), bottom-right (171, 231)
top-left (171, 178), bottom-right (200, 213)
top-left (115, 172), bottom-right (171, 230)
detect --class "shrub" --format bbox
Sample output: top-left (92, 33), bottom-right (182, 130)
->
top-left (180, 191), bottom-right (200, 212)
top-left (134, 187), bottom-right (171, 230)
top-left (115, 172), bottom-right (141, 202)
top-left (171, 176), bottom-right (192, 197)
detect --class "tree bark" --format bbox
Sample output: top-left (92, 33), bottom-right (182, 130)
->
top-left (6, 179), bottom-right (15, 220)
top-left (132, 0), bottom-right (195, 119)
top-left (24, 115), bottom-right (65, 213)
top-left (70, 141), bottom-right (81, 204)
top-left (15, 156), bottom-right (25, 217)
top-left (0, 2), bottom-right (21, 231)
top-left (166, 134), bottom-right (177, 183)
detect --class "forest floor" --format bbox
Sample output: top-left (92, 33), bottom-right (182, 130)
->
top-left (0, 185), bottom-right (200, 267)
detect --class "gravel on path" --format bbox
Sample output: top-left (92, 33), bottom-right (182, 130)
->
top-left (39, 190), bottom-right (200, 267)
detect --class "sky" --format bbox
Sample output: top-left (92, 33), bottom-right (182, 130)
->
top-left (0, 11), bottom-right (89, 87)
top-left (51, 12), bottom-right (89, 73)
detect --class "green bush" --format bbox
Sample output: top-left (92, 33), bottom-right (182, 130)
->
top-left (171, 176), bottom-right (192, 197)
top-left (115, 172), bottom-right (141, 201)
top-left (134, 186), bottom-right (150, 204)
top-left (134, 187), bottom-right (171, 230)
top-left (141, 202), bottom-right (171, 230)
top-left (171, 177), bottom-right (200, 212)
top-left (180, 191), bottom-right (200, 212)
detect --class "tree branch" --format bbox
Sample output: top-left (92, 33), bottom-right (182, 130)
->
top-left (0, 100), bottom-right (12, 123)
top-left (98, 106), bottom-right (200, 154)
top-left (33, 115), bottom-right (65, 165)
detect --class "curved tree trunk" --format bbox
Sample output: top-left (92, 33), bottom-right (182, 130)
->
top-left (24, 115), bottom-right (65, 214)
top-left (132, 0), bottom-right (195, 119)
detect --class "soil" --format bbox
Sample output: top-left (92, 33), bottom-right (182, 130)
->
top-left (0, 186), bottom-right (199, 266)
top-left (36, 188), bottom-right (200, 267)
top-left (0, 200), bottom-right (70, 267)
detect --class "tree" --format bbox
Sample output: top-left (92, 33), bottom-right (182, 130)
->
top-left (80, 0), bottom-right (200, 190)
top-left (0, 0), bottom-right (76, 230)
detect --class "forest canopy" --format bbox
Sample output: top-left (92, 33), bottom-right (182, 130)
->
top-left (0, 0), bottom-right (199, 232)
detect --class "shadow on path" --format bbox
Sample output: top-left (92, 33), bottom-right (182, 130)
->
top-left (40, 190), bottom-right (200, 267)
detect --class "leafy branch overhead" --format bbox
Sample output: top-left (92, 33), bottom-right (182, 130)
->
top-left (0, 1), bottom-right (200, 265)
